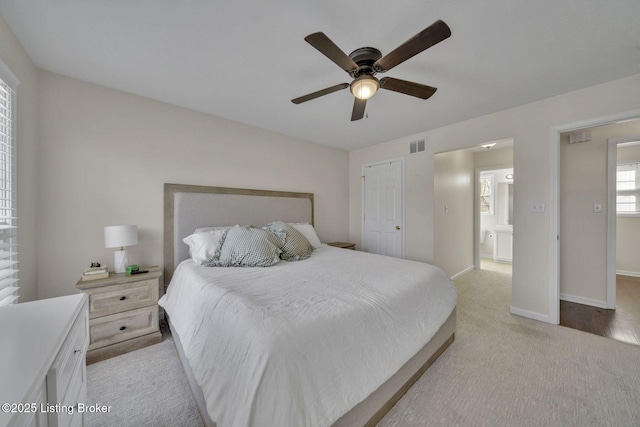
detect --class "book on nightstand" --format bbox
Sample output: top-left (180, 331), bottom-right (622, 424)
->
top-left (81, 266), bottom-right (109, 281)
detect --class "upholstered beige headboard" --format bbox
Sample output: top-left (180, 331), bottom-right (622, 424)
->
top-left (163, 183), bottom-right (314, 288)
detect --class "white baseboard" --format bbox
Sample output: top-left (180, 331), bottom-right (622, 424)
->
top-left (510, 306), bottom-right (553, 324)
top-left (559, 293), bottom-right (607, 309)
top-left (616, 270), bottom-right (640, 278)
top-left (450, 265), bottom-right (474, 280)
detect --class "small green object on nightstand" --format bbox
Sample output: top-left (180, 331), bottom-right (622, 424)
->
top-left (125, 265), bottom-right (140, 275)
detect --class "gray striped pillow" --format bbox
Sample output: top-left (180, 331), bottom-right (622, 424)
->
top-left (209, 227), bottom-right (282, 267)
top-left (264, 221), bottom-right (313, 261)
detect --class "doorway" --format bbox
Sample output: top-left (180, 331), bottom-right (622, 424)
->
top-left (477, 167), bottom-right (514, 276)
top-left (550, 108), bottom-right (640, 325)
top-left (555, 119), bottom-right (640, 345)
top-left (432, 138), bottom-right (514, 280)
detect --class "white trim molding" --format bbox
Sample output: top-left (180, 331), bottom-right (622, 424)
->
top-left (510, 306), bottom-right (550, 324)
top-left (560, 293), bottom-right (607, 309)
top-left (617, 270), bottom-right (640, 278)
top-left (450, 265), bottom-right (474, 281)
top-left (0, 58), bottom-right (19, 89)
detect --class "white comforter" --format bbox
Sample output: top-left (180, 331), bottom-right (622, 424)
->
top-left (159, 245), bottom-right (457, 427)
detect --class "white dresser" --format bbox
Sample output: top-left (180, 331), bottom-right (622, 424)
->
top-left (0, 294), bottom-right (89, 427)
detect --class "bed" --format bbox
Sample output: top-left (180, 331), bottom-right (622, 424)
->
top-left (160, 183), bottom-right (457, 427)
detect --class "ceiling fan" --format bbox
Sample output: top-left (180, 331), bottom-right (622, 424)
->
top-left (291, 20), bottom-right (451, 121)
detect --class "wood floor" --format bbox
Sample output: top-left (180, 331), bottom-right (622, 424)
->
top-left (560, 275), bottom-right (640, 346)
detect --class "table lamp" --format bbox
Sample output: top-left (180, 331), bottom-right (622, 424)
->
top-left (104, 225), bottom-right (138, 273)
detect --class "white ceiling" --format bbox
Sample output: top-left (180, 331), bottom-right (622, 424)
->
top-left (1, 0), bottom-right (640, 151)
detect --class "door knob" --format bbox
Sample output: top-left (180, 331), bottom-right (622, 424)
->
top-left (395, 225), bottom-right (401, 230)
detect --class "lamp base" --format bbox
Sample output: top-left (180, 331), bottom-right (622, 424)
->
top-left (114, 249), bottom-right (129, 274)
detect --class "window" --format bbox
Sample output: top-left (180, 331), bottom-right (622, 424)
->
top-left (617, 162), bottom-right (640, 216)
top-left (480, 174), bottom-right (494, 214)
top-left (0, 60), bottom-right (18, 306)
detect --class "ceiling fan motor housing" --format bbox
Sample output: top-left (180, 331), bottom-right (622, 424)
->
top-left (348, 47), bottom-right (382, 77)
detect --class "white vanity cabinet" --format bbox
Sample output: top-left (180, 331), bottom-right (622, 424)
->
top-left (0, 294), bottom-right (89, 427)
top-left (493, 229), bottom-right (513, 263)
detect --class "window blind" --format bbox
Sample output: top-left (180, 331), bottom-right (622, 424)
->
top-left (617, 162), bottom-right (640, 215)
top-left (0, 76), bottom-right (17, 306)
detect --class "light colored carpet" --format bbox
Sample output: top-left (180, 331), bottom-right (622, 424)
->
top-left (379, 268), bottom-right (640, 426)
top-left (87, 268), bottom-right (640, 426)
top-left (86, 330), bottom-right (203, 427)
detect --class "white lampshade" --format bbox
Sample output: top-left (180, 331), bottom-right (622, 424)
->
top-left (104, 225), bottom-right (138, 249)
top-left (350, 76), bottom-right (379, 100)
top-left (105, 225), bottom-right (138, 274)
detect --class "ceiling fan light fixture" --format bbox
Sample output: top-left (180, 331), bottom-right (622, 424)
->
top-left (350, 76), bottom-right (380, 100)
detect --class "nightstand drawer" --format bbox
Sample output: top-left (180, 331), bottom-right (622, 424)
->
top-left (87, 279), bottom-right (159, 319)
top-left (88, 305), bottom-right (159, 350)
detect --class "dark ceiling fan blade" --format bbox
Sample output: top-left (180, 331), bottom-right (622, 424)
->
top-left (379, 77), bottom-right (437, 99)
top-left (305, 32), bottom-right (360, 73)
top-left (373, 20), bottom-right (451, 72)
top-left (291, 83), bottom-right (349, 104)
top-left (351, 98), bottom-right (366, 121)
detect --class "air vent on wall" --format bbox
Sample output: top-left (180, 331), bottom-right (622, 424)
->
top-left (568, 131), bottom-right (591, 144)
top-left (409, 138), bottom-right (427, 154)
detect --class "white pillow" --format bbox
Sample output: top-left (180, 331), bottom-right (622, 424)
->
top-left (183, 230), bottom-right (225, 265)
top-left (288, 223), bottom-right (322, 249)
top-left (194, 224), bottom-right (240, 234)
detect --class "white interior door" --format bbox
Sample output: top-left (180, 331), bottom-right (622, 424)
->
top-left (363, 159), bottom-right (404, 258)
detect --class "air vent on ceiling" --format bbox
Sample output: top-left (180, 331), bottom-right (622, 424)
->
top-left (409, 138), bottom-right (427, 154)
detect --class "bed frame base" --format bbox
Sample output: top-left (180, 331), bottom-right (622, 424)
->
top-left (170, 309), bottom-right (455, 427)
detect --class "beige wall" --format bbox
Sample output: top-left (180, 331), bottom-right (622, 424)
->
top-left (434, 149), bottom-right (474, 278)
top-left (474, 146), bottom-right (514, 170)
top-left (350, 73), bottom-right (640, 321)
top-left (617, 142), bottom-right (640, 275)
top-left (37, 71), bottom-right (349, 299)
top-left (0, 15), bottom-right (39, 301)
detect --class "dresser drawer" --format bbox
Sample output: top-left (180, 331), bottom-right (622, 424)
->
top-left (47, 305), bottom-right (88, 406)
top-left (87, 279), bottom-right (159, 319)
top-left (88, 305), bottom-right (159, 350)
top-left (49, 356), bottom-right (86, 427)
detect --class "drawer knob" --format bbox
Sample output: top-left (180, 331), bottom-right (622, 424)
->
top-left (73, 349), bottom-right (81, 354)
top-left (119, 296), bottom-right (126, 301)
top-left (119, 326), bottom-right (126, 331)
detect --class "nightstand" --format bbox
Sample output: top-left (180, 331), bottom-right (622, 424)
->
top-left (75, 266), bottom-right (162, 364)
top-left (328, 241), bottom-right (356, 250)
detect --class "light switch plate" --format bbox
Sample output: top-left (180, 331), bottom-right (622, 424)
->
top-left (593, 203), bottom-right (602, 213)
top-left (530, 202), bottom-right (545, 213)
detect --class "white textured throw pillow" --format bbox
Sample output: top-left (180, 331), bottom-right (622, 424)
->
top-left (183, 230), bottom-right (225, 265)
top-left (288, 223), bottom-right (322, 249)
